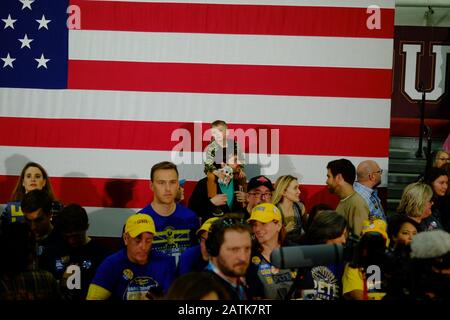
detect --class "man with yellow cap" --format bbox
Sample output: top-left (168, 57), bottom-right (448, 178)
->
top-left (177, 217), bottom-right (219, 275)
top-left (86, 214), bottom-right (176, 300)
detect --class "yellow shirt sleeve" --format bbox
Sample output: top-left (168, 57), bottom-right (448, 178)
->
top-left (342, 263), bottom-right (363, 295)
top-left (86, 283), bottom-right (112, 300)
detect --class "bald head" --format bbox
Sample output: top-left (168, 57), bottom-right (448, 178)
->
top-left (357, 160), bottom-right (382, 188)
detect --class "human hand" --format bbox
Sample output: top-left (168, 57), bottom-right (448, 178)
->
top-left (210, 194), bottom-right (228, 206)
top-left (234, 191), bottom-right (248, 203)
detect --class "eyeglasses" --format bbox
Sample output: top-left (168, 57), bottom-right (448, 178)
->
top-left (221, 217), bottom-right (246, 226)
top-left (248, 192), bottom-right (272, 199)
top-left (372, 169), bottom-right (383, 175)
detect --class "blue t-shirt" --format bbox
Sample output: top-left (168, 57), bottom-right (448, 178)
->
top-left (1, 201), bottom-right (63, 225)
top-left (177, 245), bottom-right (207, 276)
top-left (90, 249), bottom-right (176, 300)
top-left (138, 203), bottom-right (199, 261)
top-left (1, 202), bottom-right (24, 224)
top-left (302, 263), bottom-right (345, 300)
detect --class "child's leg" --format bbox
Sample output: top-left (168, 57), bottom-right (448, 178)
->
top-left (207, 171), bottom-right (217, 198)
top-left (234, 167), bottom-right (247, 192)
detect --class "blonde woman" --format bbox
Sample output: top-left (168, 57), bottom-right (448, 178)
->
top-left (433, 150), bottom-right (450, 169)
top-left (397, 182), bottom-right (434, 230)
top-left (272, 175), bottom-right (305, 244)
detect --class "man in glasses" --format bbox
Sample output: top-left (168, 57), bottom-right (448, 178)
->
top-left (354, 160), bottom-right (386, 221)
top-left (244, 175), bottom-right (274, 219)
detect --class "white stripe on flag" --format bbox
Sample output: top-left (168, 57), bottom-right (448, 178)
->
top-left (69, 30), bottom-right (393, 69)
top-left (0, 146), bottom-right (389, 186)
top-left (0, 88), bottom-right (391, 129)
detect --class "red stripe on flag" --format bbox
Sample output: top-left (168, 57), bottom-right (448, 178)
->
top-left (68, 60), bottom-right (392, 99)
top-left (0, 175), bottom-right (344, 211)
top-left (0, 117), bottom-right (389, 157)
top-left (71, 0), bottom-right (394, 39)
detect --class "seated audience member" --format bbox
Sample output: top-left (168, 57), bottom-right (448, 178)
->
top-left (424, 167), bottom-right (449, 232)
top-left (445, 163), bottom-right (450, 195)
top-left (242, 175), bottom-right (274, 220)
top-left (41, 204), bottom-right (111, 300)
top-left (432, 150), bottom-right (450, 169)
top-left (304, 203), bottom-right (332, 232)
top-left (0, 223), bottom-right (59, 300)
top-left (188, 154), bottom-right (247, 223)
top-left (272, 175), bottom-right (306, 244)
top-left (178, 217), bottom-right (219, 276)
top-left (138, 161), bottom-right (199, 262)
top-left (165, 271), bottom-right (230, 300)
top-left (300, 210), bottom-right (347, 300)
top-left (87, 214), bottom-right (176, 300)
top-left (175, 179), bottom-right (186, 203)
top-left (387, 214), bottom-right (419, 248)
top-left (204, 217), bottom-right (264, 300)
top-left (409, 230), bottom-right (450, 300)
top-left (396, 182), bottom-right (434, 231)
top-left (247, 203), bottom-right (296, 299)
top-left (1, 162), bottom-right (62, 227)
top-left (342, 220), bottom-right (390, 300)
top-left (326, 159), bottom-right (369, 238)
top-left (21, 189), bottom-right (63, 268)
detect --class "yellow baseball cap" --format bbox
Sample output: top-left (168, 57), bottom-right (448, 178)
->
top-left (196, 217), bottom-right (220, 235)
top-left (247, 203), bottom-right (282, 223)
top-left (362, 219), bottom-right (389, 247)
top-left (125, 214), bottom-right (156, 238)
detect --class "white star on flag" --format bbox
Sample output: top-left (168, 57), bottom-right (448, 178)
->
top-left (2, 14), bottom-right (17, 29)
top-left (19, 0), bottom-right (35, 10)
top-left (35, 53), bottom-right (50, 69)
top-left (36, 15), bottom-right (51, 30)
top-left (18, 34), bottom-right (33, 49)
top-left (1, 53), bottom-right (16, 68)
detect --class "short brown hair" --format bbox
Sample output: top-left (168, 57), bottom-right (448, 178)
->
top-left (150, 161), bottom-right (179, 181)
top-left (211, 120), bottom-right (227, 128)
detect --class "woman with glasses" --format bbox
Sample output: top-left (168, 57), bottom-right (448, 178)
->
top-left (272, 175), bottom-right (306, 244)
top-left (433, 150), bottom-right (450, 169)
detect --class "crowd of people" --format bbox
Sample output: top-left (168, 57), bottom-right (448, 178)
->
top-left (1, 121), bottom-right (449, 301)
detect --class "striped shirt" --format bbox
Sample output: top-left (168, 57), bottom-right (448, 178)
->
top-left (354, 182), bottom-right (385, 221)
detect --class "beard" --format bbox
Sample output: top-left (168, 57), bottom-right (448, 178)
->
top-left (217, 255), bottom-right (249, 278)
top-left (326, 185), bottom-right (335, 194)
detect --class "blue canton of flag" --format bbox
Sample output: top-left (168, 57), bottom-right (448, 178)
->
top-left (0, 0), bottom-right (68, 89)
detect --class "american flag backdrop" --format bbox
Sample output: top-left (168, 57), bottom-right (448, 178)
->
top-left (0, 0), bottom-right (394, 237)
